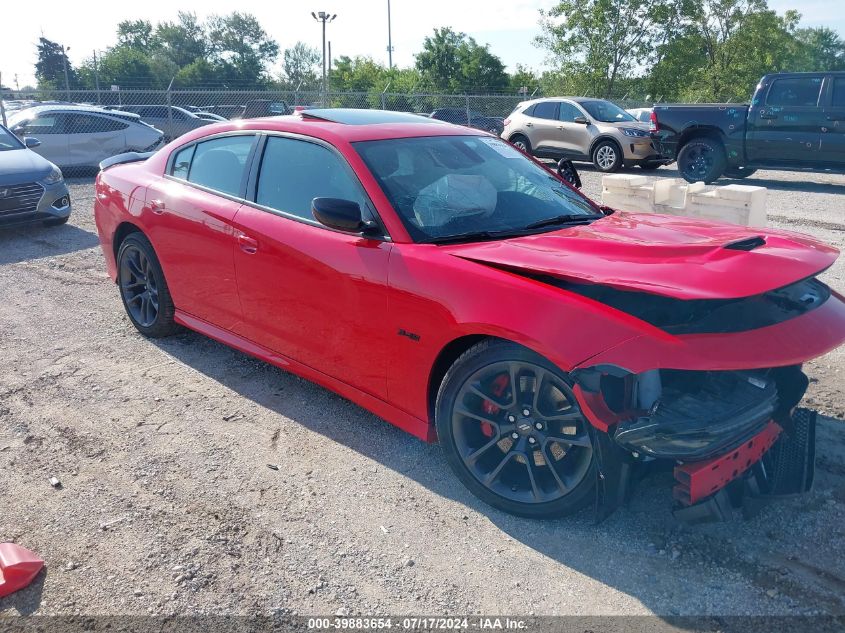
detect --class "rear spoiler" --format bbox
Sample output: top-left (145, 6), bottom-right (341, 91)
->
top-left (99, 151), bottom-right (154, 172)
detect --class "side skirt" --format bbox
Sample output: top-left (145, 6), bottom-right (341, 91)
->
top-left (173, 310), bottom-right (436, 443)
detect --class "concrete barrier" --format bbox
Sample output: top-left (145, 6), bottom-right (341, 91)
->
top-left (601, 175), bottom-right (767, 227)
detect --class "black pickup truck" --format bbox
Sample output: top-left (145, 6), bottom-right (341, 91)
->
top-left (652, 71), bottom-right (845, 183)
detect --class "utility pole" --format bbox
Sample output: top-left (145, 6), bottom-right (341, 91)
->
top-left (311, 11), bottom-right (336, 107)
top-left (61, 44), bottom-right (71, 100)
top-left (387, 0), bottom-right (394, 70)
top-left (328, 41), bottom-right (332, 91)
top-left (93, 50), bottom-right (101, 104)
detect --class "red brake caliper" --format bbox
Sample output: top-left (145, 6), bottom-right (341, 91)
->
top-left (480, 373), bottom-right (510, 437)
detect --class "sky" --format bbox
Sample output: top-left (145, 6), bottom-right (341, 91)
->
top-left (1, 0), bottom-right (842, 89)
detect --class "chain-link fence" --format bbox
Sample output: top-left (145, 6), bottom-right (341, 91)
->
top-left (1, 89), bottom-right (652, 169)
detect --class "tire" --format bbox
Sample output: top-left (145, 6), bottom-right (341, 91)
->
top-left (677, 137), bottom-right (727, 183)
top-left (509, 134), bottom-right (532, 155)
top-left (724, 167), bottom-right (757, 179)
top-left (435, 339), bottom-right (596, 518)
top-left (592, 140), bottom-right (623, 173)
top-left (43, 216), bottom-right (69, 227)
top-left (639, 160), bottom-right (663, 171)
top-left (116, 232), bottom-right (180, 338)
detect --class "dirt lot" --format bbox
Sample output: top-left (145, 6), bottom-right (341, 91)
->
top-left (1, 166), bottom-right (845, 619)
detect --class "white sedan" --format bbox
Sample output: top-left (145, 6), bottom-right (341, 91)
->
top-left (7, 105), bottom-right (163, 169)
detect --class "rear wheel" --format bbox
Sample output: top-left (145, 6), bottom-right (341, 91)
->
top-left (677, 137), bottom-right (726, 183)
top-left (117, 233), bottom-right (179, 338)
top-left (436, 340), bottom-right (596, 518)
top-left (592, 140), bottom-right (623, 172)
top-left (509, 134), bottom-right (532, 155)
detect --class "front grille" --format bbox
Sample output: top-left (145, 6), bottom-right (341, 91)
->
top-left (0, 182), bottom-right (44, 216)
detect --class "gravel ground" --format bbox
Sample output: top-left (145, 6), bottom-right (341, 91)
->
top-left (1, 167), bottom-right (844, 618)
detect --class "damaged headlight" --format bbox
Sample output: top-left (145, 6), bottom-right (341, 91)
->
top-left (621, 128), bottom-right (650, 138)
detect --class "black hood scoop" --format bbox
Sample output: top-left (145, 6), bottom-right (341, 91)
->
top-left (724, 236), bottom-right (766, 251)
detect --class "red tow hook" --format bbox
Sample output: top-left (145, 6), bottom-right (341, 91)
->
top-left (0, 543), bottom-right (44, 598)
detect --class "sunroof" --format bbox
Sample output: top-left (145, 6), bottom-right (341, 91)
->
top-left (298, 108), bottom-right (444, 125)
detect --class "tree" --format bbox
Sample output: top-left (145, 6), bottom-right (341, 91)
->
top-left (207, 12), bottom-right (279, 86)
top-left (35, 37), bottom-right (77, 89)
top-left (537, 0), bottom-right (676, 98)
top-left (510, 64), bottom-right (541, 96)
top-left (117, 20), bottom-right (157, 52)
top-left (156, 12), bottom-right (207, 68)
top-left (281, 42), bottom-right (321, 90)
top-left (791, 27), bottom-right (845, 71)
top-left (415, 27), bottom-right (509, 93)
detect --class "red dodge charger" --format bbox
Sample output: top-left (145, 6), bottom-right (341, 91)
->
top-left (94, 109), bottom-right (845, 522)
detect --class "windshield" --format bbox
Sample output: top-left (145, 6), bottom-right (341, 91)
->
top-left (0, 125), bottom-right (24, 151)
top-left (354, 135), bottom-right (599, 242)
top-left (580, 100), bottom-right (636, 123)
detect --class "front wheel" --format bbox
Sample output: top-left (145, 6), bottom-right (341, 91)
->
top-left (436, 340), bottom-right (596, 518)
top-left (117, 232), bottom-right (180, 338)
top-left (677, 137), bottom-right (726, 183)
top-left (592, 140), bottom-right (623, 172)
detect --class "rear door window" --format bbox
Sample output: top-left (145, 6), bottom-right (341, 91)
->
top-left (184, 135), bottom-right (255, 197)
top-left (170, 144), bottom-right (196, 179)
top-left (766, 77), bottom-right (823, 107)
top-left (531, 101), bottom-right (558, 120)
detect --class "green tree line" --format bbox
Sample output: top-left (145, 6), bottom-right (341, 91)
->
top-left (32, 1), bottom-right (844, 102)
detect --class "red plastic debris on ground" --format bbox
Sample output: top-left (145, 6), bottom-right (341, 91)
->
top-left (0, 543), bottom-right (44, 598)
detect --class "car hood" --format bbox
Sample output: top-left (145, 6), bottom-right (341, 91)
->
top-left (0, 148), bottom-right (53, 185)
top-left (442, 212), bottom-right (838, 300)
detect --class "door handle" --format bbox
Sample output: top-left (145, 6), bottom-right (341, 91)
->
top-left (150, 199), bottom-right (165, 214)
top-left (237, 233), bottom-right (258, 254)
top-left (525, 122), bottom-right (533, 128)
top-left (759, 112), bottom-right (778, 120)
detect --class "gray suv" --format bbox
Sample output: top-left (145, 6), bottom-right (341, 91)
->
top-left (501, 97), bottom-right (668, 172)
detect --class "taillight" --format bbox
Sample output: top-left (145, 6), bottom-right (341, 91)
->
top-left (649, 110), bottom-right (658, 132)
top-left (503, 118), bottom-right (511, 127)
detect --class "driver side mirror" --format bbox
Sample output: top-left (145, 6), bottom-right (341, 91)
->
top-left (312, 197), bottom-right (378, 235)
top-left (574, 116), bottom-right (589, 125)
top-left (24, 137), bottom-right (41, 148)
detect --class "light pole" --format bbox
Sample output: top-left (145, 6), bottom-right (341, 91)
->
top-left (387, 0), bottom-right (394, 71)
top-left (61, 44), bottom-right (71, 100)
top-left (311, 11), bottom-right (336, 107)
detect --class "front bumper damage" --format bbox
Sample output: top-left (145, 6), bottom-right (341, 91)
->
top-left (575, 365), bottom-right (819, 524)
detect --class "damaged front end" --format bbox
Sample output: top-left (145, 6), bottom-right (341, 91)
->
top-left (575, 364), bottom-right (817, 524)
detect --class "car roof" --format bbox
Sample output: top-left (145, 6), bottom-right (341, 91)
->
top-left (12, 104), bottom-right (141, 119)
top-left (178, 109), bottom-right (482, 144)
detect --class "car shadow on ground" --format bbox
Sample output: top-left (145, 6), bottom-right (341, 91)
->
top-left (150, 330), bottom-right (845, 618)
top-left (0, 223), bottom-right (100, 266)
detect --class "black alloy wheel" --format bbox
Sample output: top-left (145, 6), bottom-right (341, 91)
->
top-left (437, 340), bottom-right (596, 518)
top-left (117, 233), bottom-right (179, 337)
